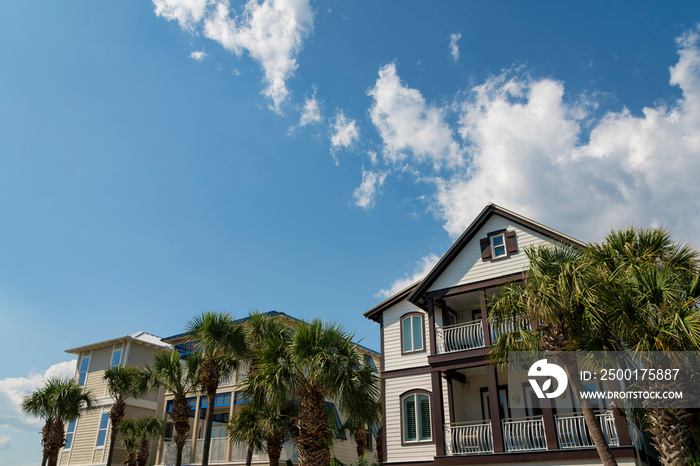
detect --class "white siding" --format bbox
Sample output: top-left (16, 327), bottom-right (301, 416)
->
top-left (385, 374), bottom-right (435, 463)
top-left (383, 301), bottom-right (430, 372)
top-left (429, 216), bottom-right (562, 292)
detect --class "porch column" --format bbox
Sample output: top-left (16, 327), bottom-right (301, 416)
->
top-left (191, 395), bottom-right (201, 463)
top-left (427, 298), bottom-right (436, 355)
top-left (479, 290), bottom-right (491, 346)
top-left (486, 366), bottom-right (505, 453)
top-left (431, 371), bottom-right (446, 456)
top-left (226, 393), bottom-right (236, 461)
top-left (540, 397), bottom-right (559, 450)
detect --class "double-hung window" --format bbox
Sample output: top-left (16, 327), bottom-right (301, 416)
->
top-left (490, 232), bottom-right (507, 258)
top-left (402, 392), bottom-right (431, 442)
top-left (110, 345), bottom-right (122, 367)
top-left (401, 314), bottom-right (424, 353)
top-left (64, 419), bottom-right (77, 449)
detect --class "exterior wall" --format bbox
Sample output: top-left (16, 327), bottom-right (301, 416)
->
top-left (429, 215), bottom-right (560, 292)
top-left (59, 408), bottom-right (101, 466)
top-left (383, 300), bottom-right (429, 372)
top-left (385, 373), bottom-right (434, 464)
top-left (82, 347), bottom-right (111, 395)
top-left (126, 344), bottom-right (162, 403)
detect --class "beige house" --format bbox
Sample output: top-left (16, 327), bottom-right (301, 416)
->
top-left (364, 204), bottom-right (647, 466)
top-left (59, 312), bottom-right (381, 466)
top-left (59, 332), bottom-right (171, 466)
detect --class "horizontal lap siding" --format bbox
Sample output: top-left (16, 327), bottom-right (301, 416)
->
top-left (385, 374), bottom-right (434, 463)
top-left (84, 347), bottom-right (111, 395)
top-left (64, 409), bottom-right (101, 465)
top-left (383, 301), bottom-right (429, 372)
top-left (429, 216), bottom-right (559, 292)
top-left (126, 344), bottom-right (161, 402)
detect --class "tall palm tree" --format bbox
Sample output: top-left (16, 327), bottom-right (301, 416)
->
top-left (488, 245), bottom-right (620, 466)
top-left (239, 311), bottom-right (292, 466)
top-left (143, 350), bottom-right (202, 466)
top-left (588, 228), bottom-right (700, 466)
top-left (119, 416), bottom-right (166, 466)
top-left (103, 365), bottom-right (149, 466)
top-left (21, 377), bottom-right (96, 466)
top-left (339, 371), bottom-right (381, 458)
top-left (185, 312), bottom-right (247, 466)
top-left (227, 402), bottom-right (297, 466)
top-left (247, 319), bottom-right (380, 466)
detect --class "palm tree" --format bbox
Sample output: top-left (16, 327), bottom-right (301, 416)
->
top-left (339, 371), bottom-right (381, 458)
top-left (239, 311), bottom-right (292, 466)
top-left (247, 319), bottom-right (380, 466)
top-left (143, 350), bottom-right (202, 466)
top-left (103, 365), bottom-right (149, 466)
top-left (119, 416), bottom-right (166, 466)
top-left (227, 402), bottom-right (297, 466)
top-left (488, 245), bottom-right (620, 466)
top-left (185, 312), bottom-right (247, 466)
top-left (21, 377), bottom-right (96, 466)
top-left (588, 228), bottom-right (700, 465)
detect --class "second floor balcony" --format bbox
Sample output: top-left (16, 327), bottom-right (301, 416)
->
top-left (435, 318), bottom-right (530, 354)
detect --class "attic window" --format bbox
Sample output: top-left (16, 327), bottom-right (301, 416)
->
top-left (480, 229), bottom-right (518, 261)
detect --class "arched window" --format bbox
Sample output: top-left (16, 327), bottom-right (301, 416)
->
top-left (400, 313), bottom-right (425, 354)
top-left (400, 390), bottom-right (432, 444)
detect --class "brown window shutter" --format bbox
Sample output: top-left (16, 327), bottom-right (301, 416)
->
top-left (480, 238), bottom-right (492, 261)
top-left (506, 231), bottom-right (518, 255)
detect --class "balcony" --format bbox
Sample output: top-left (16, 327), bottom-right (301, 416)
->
top-left (435, 319), bottom-right (530, 354)
top-left (555, 411), bottom-right (619, 449)
top-left (160, 438), bottom-right (298, 465)
top-left (444, 412), bottom-right (619, 457)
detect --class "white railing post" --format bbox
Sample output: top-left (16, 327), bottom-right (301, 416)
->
top-left (501, 416), bottom-right (547, 452)
top-left (443, 421), bottom-right (493, 455)
top-left (436, 326), bottom-right (446, 354)
top-left (437, 321), bottom-right (485, 353)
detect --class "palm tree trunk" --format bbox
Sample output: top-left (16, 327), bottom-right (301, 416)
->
top-left (647, 407), bottom-right (693, 466)
top-left (136, 439), bottom-right (150, 466)
top-left (267, 437), bottom-right (283, 466)
top-left (106, 399), bottom-right (125, 466)
top-left (173, 395), bottom-right (191, 466)
top-left (297, 387), bottom-right (330, 466)
top-left (245, 446), bottom-right (254, 466)
top-left (46, 418), bottom-right (65, 466)
top-left (201, 389), bottom-right (217, 466)
top-left (565, 364), bottom-right (618, 466)
top-left (354, 425), bottom-right (367, 458)
top-left (41, 420), bottom-right (51, 466)
top-left (376, 425), bottom-right (383, 464)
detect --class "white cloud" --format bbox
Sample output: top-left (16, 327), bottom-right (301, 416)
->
top-left (202, 0), bottom-right (314, 113)
top-left (154, 0), bottom-right (314, 114)
top-left (353, 170), bottom-right (387, 209)
top-left (0, 360), bottom-right (77, 432)
top-left (367, 63), bottom-right (465, 169)
top-left (365, 26), bottom-right (700, 247)
top-left (153, 0), bottom-right (210, 30)
top-left (377, 254), bottom-right (440, 299)
top-left (0, 435), bottom-right (10, 449)
top-left (449, 33), bottom-right (461, 62)
top-left (190, 50), bottom-right (207, 62)
top-left (290, 86), bottom-right (322, 132)
top-left (329, 109), bottom-right (360, 163)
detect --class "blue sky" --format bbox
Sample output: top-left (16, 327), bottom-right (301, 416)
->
top-left (2, 1), bottom-right (700, 464)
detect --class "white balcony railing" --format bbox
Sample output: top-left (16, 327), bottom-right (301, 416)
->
top-left (160, 439), bottom-right (192, 465)
top-left (502, 416), bottom-right (547, 452)
top-left (445, 421), bottom-right (493, 455)
top-left (556, 411), bottom-right (619, 449)
top-left (436, 321), bottom-right (484, 353)
top-left (489, 319), bottom-right (531, 343)
top-left (194, 437), bottom-right (228, 463)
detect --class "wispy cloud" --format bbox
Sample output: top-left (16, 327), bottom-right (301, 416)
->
top-left (289, 85), bottom-right (323, 133)
top-left (353, 170), bottom-right (387, 209)
top-left (329, 109), bottom-right (360, 163)
top-left (189, 50), bottom-right (206, 62)
top-left (377, 254), bottom-right (440, 298)
top-left (0, 435), bottom-right (10, 449)
top-left (449, 33), bottom-right (461, 62)
top-left (154, 0), bottom-right (314, 114)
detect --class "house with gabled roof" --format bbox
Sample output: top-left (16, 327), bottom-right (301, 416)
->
top-left (364, 203), bottom-right (642, 466)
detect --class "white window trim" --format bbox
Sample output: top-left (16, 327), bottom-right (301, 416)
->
top-left (402, 392), bottom-right (432, 443)
top-left (78, 350), bottom-right (92, 386)
top-left (105, 344), bottom-right (124, 397)
top-left (490, 232), bottom-right (507, 259)
top-left (401, 314), bottom-right (425, 354)
top-left (92, 408), bottom-right (110, 464)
